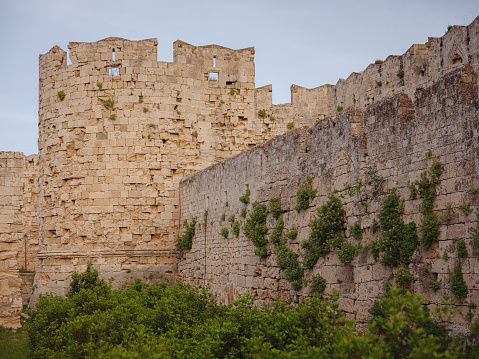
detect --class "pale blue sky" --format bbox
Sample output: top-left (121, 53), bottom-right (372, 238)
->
top-left (1, 0), bottom-right (478, 155)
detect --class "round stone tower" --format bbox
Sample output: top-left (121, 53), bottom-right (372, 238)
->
top-left (31, 37), bottom-right (259, 302)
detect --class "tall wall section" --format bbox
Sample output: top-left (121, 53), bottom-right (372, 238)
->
top-left (0, 152), bottom-right (39, 328)
top-left (254, 16), bottom-right (479, 128)
top-left (31, 37), bottom-right (296, 302)
top-left (178, 64), bottom-right (479, 332)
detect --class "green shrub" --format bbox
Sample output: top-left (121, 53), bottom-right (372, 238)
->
top-left (57, 90), bottom-right (66, 101)
top-left (269, 218), bottom-right (284, 245)
top-left (374, 59), bottom-right (383, 64)
top-left (102, 98), bottom-right (114, 110)
top-left (232, 221), bottom-right (240, 237)
top-left (295, 175), bottom-right (317, 212)
top-left (430, 279), bottom-right (441, 292)
top-left (395, 267), bottom-right (413, 290)
top-left (330, 234), bottom-right (362, 265)
top-left (457, 239), bottom-right (468, 258)
top-left (239, 187), bottom-right (251, 205)
top-left (336, 105), bottom-right (343, 112)
top-left (220, 227), bottom-right (229, 238)
top-left (24, 265), bottom-right (479, 359)
top-left (244, 202), bottom-right (268, 255)
top-left (375, 192), bottom-right (418, 266)
top-left (176, 217), bottom-right (197, 250)
top-left (221, 213), bottom-right (226, 221)
top-left (396, 70), bottom-right (405, 78)
top-left (228, 214), bottom-right (235, 223)
top-left (287, 122), bottom-right (294, 129)
top-left (302, 194), bottom-right (345, 268)
top-left (450, 265), bottom-right (468, 299)
top-left (310, 274), bottom-right (326, 294)
top-left (269, 197), bottom-right (283, 220)
top-left (241, 208), bottom-right (247, 218)
top-left (285, 230), bottom-right (297, 240)
top-left (349, 222), bottom-right (362, 240)
top-left (258, 109), bottom-right (267, 118)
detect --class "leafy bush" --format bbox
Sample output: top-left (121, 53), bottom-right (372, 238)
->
top-left (241, 208), bottom-right (247, 218)
top-left (450, 265), bottom-right (468, 299)
top-left (220, 227), bottom-right (229, 238)
top-left (244, 202), bottom-right (268, 255)
top-left (457, 239), bottom-right (468, 258)
top-left (302, 194), bottom-right (345, 268)
top-left (25, 267), bottom-right (479, 359)
top-left (258, 109), bottom-right (267, 118)
top-left (349, 222), bottom-right (362, 240)
top-left (287, 122), bottom-right (294, 130)
top-left (239, 187), bottom-right (251, 205)
top-left (295, 175), bottom-right (317, 212)
top-left (102, 98), bottom-right (114, 110)
top-left (57, 91), bottom-right (66, 101)
top-left (232, 221), bottom-right (240, 237)
top-left (415, 161), bottom-right (443, 249)
top-left (285, 230), bottom-right (298, 240)
top-left (336, 105), bottom-right (343, 112)
top-left (269, 197), bottom-right (283, 220)
top-left (375, 192), bottom-right (418, 266)
top-left (395, 268), bottom-right (413, 291)
top-left (176, 217), bottom-right (197, 250)
top-left (310, 274), bottom-right (326, 294)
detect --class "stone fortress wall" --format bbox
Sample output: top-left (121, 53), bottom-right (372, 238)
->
top-left (0, 152), bottom-right (39, 327)
top-left (0, 16), bottom-right (478, 327)
top-left (178, 64), bottom-right (479, 332)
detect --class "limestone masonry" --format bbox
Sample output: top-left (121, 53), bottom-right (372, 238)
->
top-left (0, 16), bottom-right (478, 329)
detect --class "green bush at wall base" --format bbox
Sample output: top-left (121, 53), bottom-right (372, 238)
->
top-left (24, 265), bottom-right (479, 359)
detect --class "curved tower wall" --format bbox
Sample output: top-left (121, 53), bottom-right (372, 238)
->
top-left (32, 37), bottom-right (279, 300)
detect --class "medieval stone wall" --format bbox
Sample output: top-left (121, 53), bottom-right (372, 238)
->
top-left (178, 65), bottom-right (479, 332)
top-left (0, 15), bottom-right (477, 328)
top-left (0, 152), bottom-right (39, 327)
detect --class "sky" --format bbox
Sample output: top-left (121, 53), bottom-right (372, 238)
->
top-left (0, 0), bottom-right (478, 155)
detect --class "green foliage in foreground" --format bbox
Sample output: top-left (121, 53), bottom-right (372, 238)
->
top-left (24, 266), bottom-right (479, 358)
top-left (0, 328), bottom-right (30, 359)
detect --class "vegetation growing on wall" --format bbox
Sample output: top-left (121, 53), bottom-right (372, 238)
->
top-left (176, 217), bottom-right (197, 250)
top-left (413, 160), bottom-right (444, 249)
top-left (295, 175), bottom-right (317, 212)
top-left (371, 192), bottom-right (419, 266)
top-left (244, 202), bottom-right (268, 257)
top-left (450, 265), bottom-right (468, 299)
top-left (239, 186), bottom-right (251, 205)
top-left (302, 194), bottom-right (353, 268)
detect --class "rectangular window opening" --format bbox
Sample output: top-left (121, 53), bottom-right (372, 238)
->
top-left (213, 56), bottom-right (216, 68)
top-left (112, 49), bottom-right (115, 61)
top-left (109, 66), bottom-right (120, 76)
top-left (209, 72), bottom-right (219, 82)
